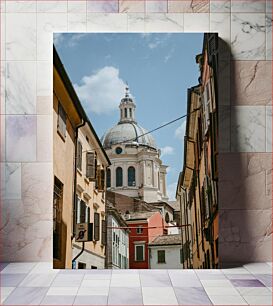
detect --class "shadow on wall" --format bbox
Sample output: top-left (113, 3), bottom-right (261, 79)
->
top-left (218, 38), bottom-right (272, 268)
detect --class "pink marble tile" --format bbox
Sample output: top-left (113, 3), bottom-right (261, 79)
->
top-left (119, 0), bottom-right (145, 13)
top-left (87, 0), bottom-right (118, 13)
top-left (219, 153), bottom-right (272, 210)
top-left (168, 0), bottom-right (209, 13)
top-left (231, 61), bottom-right (272, 106)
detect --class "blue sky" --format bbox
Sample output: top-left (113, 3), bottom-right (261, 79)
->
top-left (54, 33), bottom-right (203, 200)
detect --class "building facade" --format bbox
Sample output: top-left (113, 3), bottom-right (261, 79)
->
top-left (101, 87), bottom-right (168, 203)
top-left (106, 205), bottom-right (129, 269)
top-left (126, 211), bottom-right (166, 269)
top-left (53, 47), bottom-right (111, 269)
top-left (149, 234), bottom-right (183, 269)
top-left (176, 33), bottom-right (218, 269)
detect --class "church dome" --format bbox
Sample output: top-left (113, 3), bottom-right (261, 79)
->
top-left (102, 122), bottom-right (157, 150)
top-left (101, 85), bottom-right (157, 150)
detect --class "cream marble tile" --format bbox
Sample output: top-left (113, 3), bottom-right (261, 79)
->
top-left (231, 0), bottom-right (266, 13)
top-left (266, 13), bottom-right (272, 60)
top-left (208, 295), bottom-right (247, 305)
top-left (128, 13), bottom-right (145, 32)
top-left (46, 287), bottom-right (79, 295)
top-left (37, 1), bottom-right (67, 13)
top-left (37, 61), bottom-right (52, 97)
top-left (244, 262), bottom-right (273, 274)
top-left (6, 13), bottom-right (36, 60)
top-left (243, 295), bottom-right (272, 305)
top-left (87, 0), bottom-right (118, 13)
top-left (204, 286), bottom-right (240, 296)
top-left (266, 106), bottom-right (272, 152)
top-left (184, 13), bottom-right (209, 32)
top-left (37, 96), bottom-right (52, 115)
top-left (119, 0), bottom-right (144, 13)
top-left (22, 162), bottom-right (52, 215)
top-left (87, 13), bottom-right (127, 31)
top-left (6, 61), bottom-right (36, 115)
top-left (1, 287), bottom-right (15, 304)
top-left (37, 115), bottom-right (52, 162)
top-left (210, 13), bottom-right (231, 46)
top-left (237, 287), bottom-right (272, 296)
top-left (0, 115), bottom-right (5, 161)
top-left (1, 13), bottom-right (5, 61)
top-left (231, 61), bottom-right (272, 105)
top-left (266, 0), bottom-right (272, 12)
top-left (4, 163), bottom-right (22, 200)
top-left (68, 13), bottom-right (87, 31)
top-left (210, 0), bottom-right (231, 13)
top-left (37, 13), bottom-right (67, 61)
top-left (1, 62), bottom-right (5, 114)
top-left (29, 262), bottom-right (57, 274)
top-left (231, 106), bottom-right (266, 152)
top-left (146, 0), bottom-right (167, 13)
top-left (231, 13), bottom-right (266, 60)
top-left (19, 273), bottom-right (56, 287)
top-left (77, 286), bottom-right (109, 295)
top-left (68, 0), bottom-right (87, 13)
top-left (6, 115), bottom-right (36, 162)
top-left (6, 1), bottom-right (37, 12)
top-left (144, 13), bottom-right (184, 32)
top-left (142, 287), bottom-right (178, 305)
top-left (168, 0), bottom-right (209, 13)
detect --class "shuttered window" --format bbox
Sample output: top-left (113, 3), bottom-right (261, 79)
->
top-left (77, 140), bottom-right (82, 171)
top-left (157, 250), bottom-right (166, 263)
top-left (94, 212), bottom-right (100, 241)
top-left (97, 168), bottom-right (105, 191)
top-left (86, 152), bottom-right (96, 180)
top-left (80, 200), bottom-right (86, 223)
top-left (101, 219), bottom-right (106, 245)
top-left (76, 197), bottom-right (81, 224)
top-left (57, 103), bottom-right (66, 139)
top-left (135, 244), bottom-right (145, 261)
top-left (86, 206), bottom-right (90, 223)
top-left (106, 169), bottom-right (111, 188)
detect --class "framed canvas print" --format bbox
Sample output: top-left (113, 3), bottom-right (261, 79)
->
top-left (53, 33), bottom-right (218, 269)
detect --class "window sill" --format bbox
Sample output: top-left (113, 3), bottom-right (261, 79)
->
top-left (84, 177), bottom-right (89, 184)
top-left (77, 168), bottom-right (83, 176)
top-left (157, 262), bottom-right (166, 264)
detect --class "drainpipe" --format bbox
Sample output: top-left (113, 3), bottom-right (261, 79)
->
top-left (72, 120), bottom-right (86, 267)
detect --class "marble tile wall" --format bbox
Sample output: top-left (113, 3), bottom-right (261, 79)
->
top-left (0, 0), bottom-right (272, 264)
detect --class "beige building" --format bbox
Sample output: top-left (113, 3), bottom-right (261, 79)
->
top-left (53, 46), bottom-right (110, 269)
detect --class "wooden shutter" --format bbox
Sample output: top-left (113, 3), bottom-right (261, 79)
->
top-left (96, 166), bottom-right (100, 190)
top-left (77, 141), bottom-right (82, 171)
top-left (98, 169), bottom-right (105, 192)
top-left (101, 219), bottom-right (106, 245)
top-left (80, 200), bottom-right (86, 223)
top-left (94, 212), bottom-right (100, 241)
top-left (86, 206), bottom-right (90, 223)
top-left (76, 197), bottom-right (81, 224)
top-left (86, 152), bottom-right (96, 180)
top-left (57, 103), bottom-right (66, 139)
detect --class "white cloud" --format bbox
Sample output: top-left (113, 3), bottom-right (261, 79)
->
top-left (68, 33), bottom-right (88, 47)
top-left (175, 120), bottom-right (186, 141)
top-left (167, 182), bottom-right (177, 201)
top-left (164, 48), bottom-right (175, 63)
top-left (74, 66), bottom-right (126, 115)
top-left (160, 146), bottom-right (175, 157)
top-left (54, 33), bottom-right (88, 48)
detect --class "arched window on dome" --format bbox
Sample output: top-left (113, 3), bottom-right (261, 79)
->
top-left (106, 168), bottom-right (111, 188)
top-left (128, 166), bottom-right (136, 187)
top-left (116, 167), bottom-right (123, 187)
top-left (125, 108), bottom-right (128, 118)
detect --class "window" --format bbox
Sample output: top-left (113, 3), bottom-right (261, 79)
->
top-left (91, 266), bottom-right (97, 269)
top-left (165, 212), bottom-right (170, 223)
top-left (125, 108), bottom-right (128, 118)
top-left (53, 177), bottom-right (63, 260)
top-left (78, 262), bottom-right (86, 269)
top-left (116, 167), bottom-right (123, 187)
top-left (86, 152), bottom-right (97, 180)
top-left (135, 244), bottom-right (145, 261)
top-left (80, 200), bottom-right (87, 223)
top-left (77, 140), bottom-right (82, 171)
top-left (129, 108), bottom-right (132, 118)
top-left (97, 167), bottom-right (105, 191)
top-left (106, 169), bottom-right (111, 188)
top-left (128, 166), bottom-right (136, 186)
top-left (157, 250), bottom-right (166, 263)
top-left (136, 226), bottom-right (143, 234)
top-left (115, 147), bottom-right (122, 154)
top-left (57, 103), bottom-right (66, 139)
top-left (94, 212), bottom-right (100, 241)
top-left (101, 219), bottom-right (106, 245)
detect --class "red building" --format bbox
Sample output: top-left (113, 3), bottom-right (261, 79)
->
top-left (126, 211), bottom-right (167, 269)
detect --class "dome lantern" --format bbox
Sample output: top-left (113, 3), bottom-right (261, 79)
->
top-left (119, 85), bottom-right (136, 123)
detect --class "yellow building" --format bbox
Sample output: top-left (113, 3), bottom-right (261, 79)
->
top-left (53, 46), bottom-right (110, 269)
top-left (177, 33), bottom-right (218, 269)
